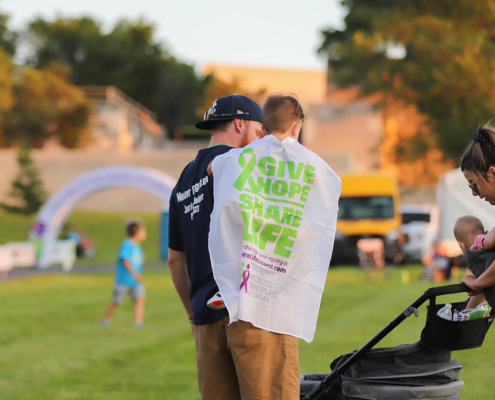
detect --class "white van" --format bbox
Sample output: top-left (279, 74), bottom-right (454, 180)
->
top-left (399, 204), bottom-right (439, 261)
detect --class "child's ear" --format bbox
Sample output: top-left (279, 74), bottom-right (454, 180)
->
top-left (457, 241), bottom-right (466, 252)
top-left (261, 125), bottom-right (268, 137)
top-left (290, 121), bottom-right (300, 138)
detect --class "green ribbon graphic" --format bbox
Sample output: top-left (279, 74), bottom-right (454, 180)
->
top-left (234, 148), bottom-right (259, 194)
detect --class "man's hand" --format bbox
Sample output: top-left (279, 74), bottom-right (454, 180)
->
top-left (133, 273), bottom-right (143, 283)
top-left (461, 275), bottom-right (481, 296)
top-left (169, 248), bottom-right (195, 320)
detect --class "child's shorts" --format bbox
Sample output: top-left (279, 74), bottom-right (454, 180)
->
top-left (112, 284), bottom-right (146, 304)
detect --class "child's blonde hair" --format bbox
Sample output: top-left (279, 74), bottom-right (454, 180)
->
top-left (262, 93), bottom-right (304, 134)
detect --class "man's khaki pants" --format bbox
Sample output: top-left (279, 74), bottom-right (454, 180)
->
top-left (193, 316), bottom-right (299, 400)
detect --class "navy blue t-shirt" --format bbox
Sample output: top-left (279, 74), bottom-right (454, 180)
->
top-left (168, 145), bottom-right (231, 325)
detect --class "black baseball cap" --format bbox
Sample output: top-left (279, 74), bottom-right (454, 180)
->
top-left (195, 94), bottom-right (262, 130)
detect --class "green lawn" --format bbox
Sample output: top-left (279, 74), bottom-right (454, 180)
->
top-left (0, 210), bottom-right (162, 265)
top-left (0, 266), bottom-right (493, 399)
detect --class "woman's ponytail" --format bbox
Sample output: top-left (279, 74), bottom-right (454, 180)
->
top-left (461, 124), bottom-right (495, 174)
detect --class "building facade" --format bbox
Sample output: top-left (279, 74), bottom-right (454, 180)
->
top-left (79, 86), bottom-right (165, 152)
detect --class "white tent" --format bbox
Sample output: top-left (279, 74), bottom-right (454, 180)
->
top-left (437, 168), bottom-right (495, 244)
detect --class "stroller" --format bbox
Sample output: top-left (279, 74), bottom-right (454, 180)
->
top-left (301, 284), bottom-right (494, 400)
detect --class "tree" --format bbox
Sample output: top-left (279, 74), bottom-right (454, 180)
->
top-left (200, 74), bottom-right (266, 115)
top-left (0, 144), bottom-right (46, 215)
top-left (319, 1), bottom-right (495, 161)
top-left (0, 13), bottom-right (17, 55)
top-left (27, 17), bottom-right (208, 137)
top-left (28, 17), bottom-right (163, 109)
top-left (3, 64), bottom-right (91, 148)
top-left (0, 48), bottom-right (14, 146)
top-left (0, 13), bottom-right (16, 144)
top-left (153, 58), bottom-right (209, 138)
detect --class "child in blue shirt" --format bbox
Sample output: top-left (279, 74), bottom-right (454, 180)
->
top-left (100, 221), bottom-right (147, 327)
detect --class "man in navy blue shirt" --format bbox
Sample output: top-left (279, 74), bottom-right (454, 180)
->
top-left (168, 95), bottom-right (264, 399)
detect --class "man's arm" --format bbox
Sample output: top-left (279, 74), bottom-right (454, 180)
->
top-left (169, 248), bottom-right (193, 319)
top-left (122, 259), bottom-right (143, 282)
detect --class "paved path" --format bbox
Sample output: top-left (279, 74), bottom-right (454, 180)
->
top-left (3, 263), bottom-right (167, 280)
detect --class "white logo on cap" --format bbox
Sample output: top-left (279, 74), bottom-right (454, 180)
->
top-left (212, 99), bottom-right (218, 113)
top-left (237, 110), bottom-right (244, 114)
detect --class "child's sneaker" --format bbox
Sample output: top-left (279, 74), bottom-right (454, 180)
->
top-left (207, 291), bottom-right (226, 309)
top-left (134, 322), bottom-right (144, 327)
top-left (99, 320), bottom-right (110, 327)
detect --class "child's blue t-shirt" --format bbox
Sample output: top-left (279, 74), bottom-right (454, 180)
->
top-left (115, 238), bottom-right (143, 287)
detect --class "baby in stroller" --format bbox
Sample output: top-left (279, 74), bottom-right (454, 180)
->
top-left (454, 215), bottom-right (495, 310)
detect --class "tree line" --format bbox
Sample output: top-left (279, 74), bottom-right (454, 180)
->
top-left (0, 13), bottom-right (262, 148)
top-left (318, 0), bottom-right (495, 167)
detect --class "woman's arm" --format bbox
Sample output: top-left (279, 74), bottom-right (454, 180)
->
top-left (483, 227), bottom-right (495, 249)
top-left (464, 259), bottom-right (495, 293)
top-left (466, 292), bottom-right (486, 309)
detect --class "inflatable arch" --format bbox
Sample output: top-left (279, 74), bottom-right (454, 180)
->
top-left (29, 166), bottom-right (177, 268)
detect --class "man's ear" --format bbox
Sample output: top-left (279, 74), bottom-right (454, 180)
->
top-left (234, 118), bottom-right (243, 134)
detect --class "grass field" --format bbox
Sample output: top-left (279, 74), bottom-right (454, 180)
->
top-left (0, 266), bottom-right (493, 399)
top-left (0, 210), bottom-right (161, 265)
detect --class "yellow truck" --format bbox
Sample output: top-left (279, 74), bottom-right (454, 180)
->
top-left (331, 173), bottom-right (402, 265)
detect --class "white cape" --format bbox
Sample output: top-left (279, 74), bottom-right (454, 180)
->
top-left (209, 135), bottom-right (341, 342)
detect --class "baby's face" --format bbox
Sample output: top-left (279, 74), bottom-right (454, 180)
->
top-left (457, 239), bottom-right (470, 254)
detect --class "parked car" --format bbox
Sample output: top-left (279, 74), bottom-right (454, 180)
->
top-left (331, 173), bottom-right (402, 265)
top-left (399, 204), bottom-right (439, 262)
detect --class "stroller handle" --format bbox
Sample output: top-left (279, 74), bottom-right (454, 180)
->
top-left (302, 283), bottom-right (472, 400)
top-left (424, 283), bottom-right (470, 299)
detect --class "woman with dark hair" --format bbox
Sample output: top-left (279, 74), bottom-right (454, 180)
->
top-left (461, 125), bottom-right (495, 205)
top-left (459, 125), bottom-right (495, 303)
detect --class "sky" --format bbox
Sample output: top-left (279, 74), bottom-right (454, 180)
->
top-left (0, 0), bottom-right (347, 71)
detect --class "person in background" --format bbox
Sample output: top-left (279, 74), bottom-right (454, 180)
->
top-left (100, 221), bottom-right (147, 327)
top-left (66, 228), bottom-right (83, 257)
